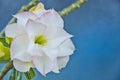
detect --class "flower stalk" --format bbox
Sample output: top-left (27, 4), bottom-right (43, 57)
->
top-left (59, 0), bottom-right (87, 16)
top-left (0, 61), bottom-right (13, 80)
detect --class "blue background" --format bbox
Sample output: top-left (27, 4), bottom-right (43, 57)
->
top-left (0, 0), bottom-right (120, 80)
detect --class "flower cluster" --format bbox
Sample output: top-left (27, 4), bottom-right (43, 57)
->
top-left (5, 3), bottom-right (75, 75)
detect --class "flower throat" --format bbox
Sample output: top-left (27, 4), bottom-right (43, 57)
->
top-left (34, 35), bottom-right (47, 46)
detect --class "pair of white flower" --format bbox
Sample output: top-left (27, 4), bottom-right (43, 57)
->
top-left (5, 3), bottom-right (75, 75)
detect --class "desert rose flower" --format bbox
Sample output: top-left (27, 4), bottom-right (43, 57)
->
top-left (5, 3), bottom-right (75, 75)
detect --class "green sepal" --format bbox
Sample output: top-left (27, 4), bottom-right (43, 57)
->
top-left (24, 68), bottom-right (36, 80)
top-left (29, 68), bottom-right (35, 78)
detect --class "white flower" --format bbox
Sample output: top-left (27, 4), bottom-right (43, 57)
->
top-left (5, 5), bottom-right (75, 75)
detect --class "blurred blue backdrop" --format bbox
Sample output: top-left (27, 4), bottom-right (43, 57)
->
top-left (0, 0), bottom-right (120, 80)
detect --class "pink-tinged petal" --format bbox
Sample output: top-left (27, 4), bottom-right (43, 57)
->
top-left (5, 23), bottom-right (26, 38)
top-left (26, 19), bottom-right (46, 36)
top-left (13, 59), bottom-right (33, 72)
top-left (27, 43), bottom-right (44, 56)
top-left (58, 39), bottom-right (75, 57)
top-left (57, 56), bottom-right (69, 69)
top-left (36, 9), bottom-right (64, 28)
top-left (14, 12), bottom-right (37, 26)
top-left (11, 34), bottom-right (31, 62)
top-left (42, 48), bottom-right (58, 61)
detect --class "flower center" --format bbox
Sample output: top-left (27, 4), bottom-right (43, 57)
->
top-left (34, 35), bottom-right (47, 46)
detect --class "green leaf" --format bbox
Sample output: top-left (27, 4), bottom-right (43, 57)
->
top-left (0, 38), bottom-right (10, 63)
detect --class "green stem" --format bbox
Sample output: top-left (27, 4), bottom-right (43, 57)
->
top-left (0, 62), bottom-right (13, 80)
top-left (59, 0), bottom-right (87, 16)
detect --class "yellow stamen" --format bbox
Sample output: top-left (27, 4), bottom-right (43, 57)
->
top-left (34, 35), bottom-right (47, 46)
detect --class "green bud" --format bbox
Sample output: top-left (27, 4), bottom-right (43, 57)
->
top-left (6, 37), bottom-right (13, 45)
top-left (0, 41), bottom-right (10, 63)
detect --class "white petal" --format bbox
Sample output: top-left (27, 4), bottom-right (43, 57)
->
top-left (37, 9), bottom-right (64, 28)
top-left (13, 59), bottom-right (33, 72)
top-left (58, 39), bottom-right (75, 57)
top-left (33, 56), bottom-right (59, 75)
top-left (45, 28), bottom-right (73, 49)
top-left (5, 23), bottom-right (25, 38)
top-left (43, 26), bottom-right (58, 39)
top-left (57, 56), bottom-right (69, 69)
top-left (45, 58), bottom-right (59, 74)
top-left (27, 43), bottom-right (44, 56)
top-left (11, 34), bottom-right (31, 62)
top-left (26, 19), bottom-right (46, 37)
top-left (14, 12), bottom-right (37, 26)
top-left (42, 48), bottom-right (58, 60)
top-left (32, 57), bottom-right (45, 75)
top-left (43, 26), bottom-right (67, 39)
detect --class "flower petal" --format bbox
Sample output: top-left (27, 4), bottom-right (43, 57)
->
top-left (26, 19), bottom-right (46, 37)
top-left (27, 43), bottom-right (44, 56)
top-left (11, 34), bottom-right (31, 61)
top-left (13, 59), bottom-right (33, 72)
top-left (5, 23), bottom-right (25, 38)
top-left (32, 57), bottom-right (45, 75)
top-left (42, 48), bottom-right (58, 60)
top-left (45, 58), bottom-right (59, 74)
top-left (14, 12), bottom-right (37, 26)
top-left (58, 39), bottom-right (75, 57)
top-left (45, 31), bottom-right (73, 49)
top-left (37, 9), bottom-right (64, 28)
top-left (33, 56), bottom-right (59, 75)
top-left (57, 56), bottom-right (69, 69)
